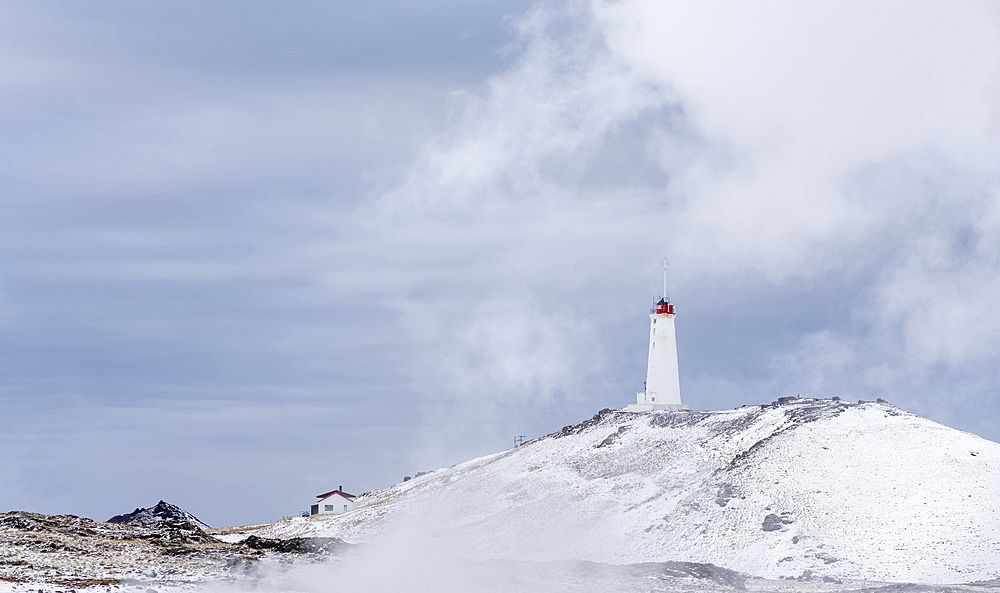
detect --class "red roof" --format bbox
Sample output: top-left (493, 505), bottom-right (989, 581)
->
top-left (316, 489), bottom-right (356, 502)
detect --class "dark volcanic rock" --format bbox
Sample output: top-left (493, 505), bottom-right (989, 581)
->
top-left (622, 560), bottom-right (748, 590)
top-left (0, 510), bottom-right (256, 586)
top-left (106, 502), bottom-right (216, 545)
top-left (108, 500), bottom-right (209, 529)
top-left (239, 534), bottom-right (350, 554)
top-left (2, 511), bottom-right (101, 538)
top-left (762, 513), bottom-right (793, 532)
top-left (662, 561), bottom-right (748, 590)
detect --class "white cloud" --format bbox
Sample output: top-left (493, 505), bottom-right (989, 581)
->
top-left (597, 0), bottom-right (1000, 280)
top-left (375, 0), bottom-right (1000, 441)
top-left (397, 294), bottom-right (602, 403)
top-left (374, 1), bottom-right (676, 219)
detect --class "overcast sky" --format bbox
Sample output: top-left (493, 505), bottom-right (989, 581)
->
top-left (2, 0), bottom-right (1000, 527)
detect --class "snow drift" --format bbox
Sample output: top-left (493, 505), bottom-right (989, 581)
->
top-left (258, 398), bottom-right (1000, 583)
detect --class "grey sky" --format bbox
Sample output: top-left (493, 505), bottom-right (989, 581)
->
top-left (2, 1), bottom-right (999, 527)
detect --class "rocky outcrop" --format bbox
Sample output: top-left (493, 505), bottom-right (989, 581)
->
top-left (108, 499), bottom-right (210, 529)
top-left (0, 510), bottom-right (346, 588)
top-left (238, 534), bottom-right (350, 554)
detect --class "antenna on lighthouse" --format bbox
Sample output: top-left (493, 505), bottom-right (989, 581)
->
top-left (662, 257), bottom-right (669, 301)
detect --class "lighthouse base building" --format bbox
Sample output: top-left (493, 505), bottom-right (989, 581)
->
top-left (626, 296), bottom-right (689, 412)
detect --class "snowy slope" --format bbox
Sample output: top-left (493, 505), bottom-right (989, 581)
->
top-left (258, 399), bottom-right (1000, 583)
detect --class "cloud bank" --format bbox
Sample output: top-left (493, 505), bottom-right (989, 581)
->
top-left (373, 0), bottom-right (1000, 451)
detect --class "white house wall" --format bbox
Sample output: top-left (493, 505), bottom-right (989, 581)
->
top-left (313, 495), bottom-right (356, 515)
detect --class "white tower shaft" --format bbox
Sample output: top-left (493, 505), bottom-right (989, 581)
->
top-left (641, 312), bottom-right (682, 406)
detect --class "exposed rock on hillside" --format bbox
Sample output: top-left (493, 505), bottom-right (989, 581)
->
top-left (238, 534), bottom-right (350, 554)
top-left (0, 511), bottom-right (348, 589)
top-left (108, 500), bottom-right (210, 530)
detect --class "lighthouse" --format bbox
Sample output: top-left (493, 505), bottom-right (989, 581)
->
top-left (627, 260), bottom-right (687, 411)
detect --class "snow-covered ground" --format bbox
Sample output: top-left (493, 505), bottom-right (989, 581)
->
top-left (254, 398), bottom-right (1000, 584)
top-left (3, 399), bottom-right (997, 591)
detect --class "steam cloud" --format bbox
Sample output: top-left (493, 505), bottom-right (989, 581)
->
top-left (372, 0), bottom-right (1000, 447)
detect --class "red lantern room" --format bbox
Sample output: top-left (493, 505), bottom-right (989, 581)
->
top-left (655, 298), bottom-right (675, 315)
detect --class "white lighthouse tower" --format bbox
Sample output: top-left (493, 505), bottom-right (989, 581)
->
top-left (627, 259), bottom-right (687, 411)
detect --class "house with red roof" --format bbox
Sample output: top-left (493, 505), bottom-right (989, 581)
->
top-left (310, 486), bottom-right (357, 516)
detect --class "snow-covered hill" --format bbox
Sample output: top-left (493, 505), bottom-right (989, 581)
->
top-left (257, 398), bottom-right (1000, 584)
